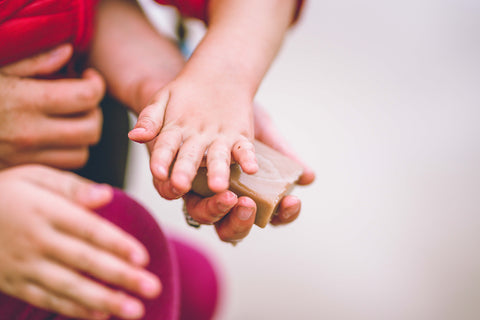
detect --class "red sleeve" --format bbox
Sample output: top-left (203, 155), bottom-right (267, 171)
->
top-left (0, 0), bottom-right (98, 67)
top-left (153, 0), bottom-right (209, 22)
top-left (152, 0), bottom-right (304, 24)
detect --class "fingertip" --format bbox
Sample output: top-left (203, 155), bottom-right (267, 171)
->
top-left (272, 195), bottom-right (301, 225)
top-left (151, 164), bottom-right (169, 181)
top-left (128, 127), bottom-right (149, 143)
top-left (81, 183), bottom-right (114, 208)
top-left (297, 168), bottom-right (316, 185)
top-left (130, 248), bottom-right (149, 267)
top-left (170, 172), bottom-right (192, 195)
top-left (208, 175), bottom-right (230, 193)
top-left (241, 160), bottom-right (259, 175)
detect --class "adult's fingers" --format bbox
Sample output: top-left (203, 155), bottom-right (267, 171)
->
top-left (183, 190), bottom-right (238, 224)
top-left (12, 107), bottom-right (102, 149)
top-left (0, 44), bottom-right (73, 77)
top-left (269, 195), bottom-right (301, 226)
top-left (14, 68), bottom-right (106, 116)
top-left (214, 196), bottom-right (256, 243)
top-left (253, 104), bottom-right (315, 186)
top-left (7, 147), bottom-right (91, 170)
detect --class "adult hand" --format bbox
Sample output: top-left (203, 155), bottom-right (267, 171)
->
top-left (0, 44), bottom-right (105, 170)
top-left (0, 165), bottom-right (161, 319)
top-left (180, 104), bottom-right (316, 243)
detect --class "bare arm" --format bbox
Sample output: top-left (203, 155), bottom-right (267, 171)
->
top-left (88, 0), bottom-right (185, 114)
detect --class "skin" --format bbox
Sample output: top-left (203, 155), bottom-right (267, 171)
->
top-left (89, 0), bottom-right (315, 243)
top-left (128, 0), bottom-right (298, 195)
top-left (0, 44), bottom-right (104, 170)
top-left (0, 0), bottom-right (315, 317)
top-left (0, 165), bottom-right (161, 319)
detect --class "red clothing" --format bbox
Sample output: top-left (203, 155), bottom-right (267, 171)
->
top-left (0, 0), bottom-right (98, 66)
top-left (0, 0), bottom-right (304, 67)
top-left (0, 0), bottom-right (211, 67)
top-left (154, 0), bottom-right (305, 23)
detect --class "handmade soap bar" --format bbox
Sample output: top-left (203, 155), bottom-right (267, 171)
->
top-left (191, 140), bottom-right (303, 228)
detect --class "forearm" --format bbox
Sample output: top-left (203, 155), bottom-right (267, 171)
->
top-left (89, 0), bottom-right (185, 114)
top-left (179, 0), bottom-right (297, 97)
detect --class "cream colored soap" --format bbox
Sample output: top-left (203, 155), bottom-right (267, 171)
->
top-left (191, 140), bottom-right (303, 228)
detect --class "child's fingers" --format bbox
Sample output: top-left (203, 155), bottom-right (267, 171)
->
top-left (20, 283), bottom-right (107, 320)
top-left (214, 196), bottom-right (256, 243)
top-left (129, 90), bottom-right (170, 143)
top-left (149, 128), bottom-right (182, 181)
top-left (206, 141), bottom-right (232, 192)
top-left (232, 138), bottom-right (258, 174)
top-left (170, 137), bottom-right (209, 194)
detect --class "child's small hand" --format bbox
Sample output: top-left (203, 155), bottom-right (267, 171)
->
top-left (129, 76), bottom-right (258, 197)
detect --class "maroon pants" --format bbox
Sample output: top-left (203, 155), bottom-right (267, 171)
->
top-left (0, 189), bottom-right (219, 320)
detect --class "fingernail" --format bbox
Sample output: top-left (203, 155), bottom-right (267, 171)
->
top-left (216, 201), bottom-right (232, 214)
top-left (156, 165), bottom-right (168, 179)
top-left (129, 127), bottom-right (146, 135)
top-left (122, 300), bottom-right (143, 318)
top-left (237, 206), bottom-right (254, 221)
top-left (283, 203), bottom-right (300, 219)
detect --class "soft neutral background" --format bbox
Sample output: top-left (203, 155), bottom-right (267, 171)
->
top-left (127, 1), bottom-right (480, 319)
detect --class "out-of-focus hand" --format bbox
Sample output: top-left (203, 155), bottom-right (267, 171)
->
top-left (0, 165), bottom-right (161, 319)
top-left (0, 44), bottom-right (105, 170)
top-left (182, 104), bottom-right (316, 243)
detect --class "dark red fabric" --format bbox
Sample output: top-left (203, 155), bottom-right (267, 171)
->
top-left (0, 189), bottom-right (220, 319)
top-left (153, 0), bottom-right (209, 21)
top-left (0, 0), bottom-right (98, 67)
top-left (152, 0), bottom-right (305, 24)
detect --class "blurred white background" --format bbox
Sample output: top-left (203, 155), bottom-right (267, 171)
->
top-left (128, 1), bottom-right (480, 319)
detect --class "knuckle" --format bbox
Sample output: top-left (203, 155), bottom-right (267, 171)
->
top-left (10, 130), bottom-right (38, 150)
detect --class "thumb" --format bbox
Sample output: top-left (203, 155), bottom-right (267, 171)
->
top-left (0, 44), bottom-right (73, 77)
top-left (128, 89), bottom-right (169, 143)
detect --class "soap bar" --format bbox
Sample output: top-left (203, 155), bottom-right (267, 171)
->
top-left (191, 140), bottom-right (303, 228)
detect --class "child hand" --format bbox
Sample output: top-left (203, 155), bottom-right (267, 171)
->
top-left (0, 165), bottom-right (161, 319)
top-left (129, 76), bottom-right (258, 197)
